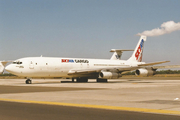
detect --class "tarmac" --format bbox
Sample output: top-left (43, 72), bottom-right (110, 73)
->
top-left (1, 101), bottom-right (180, 120)
top-left (0, 77), bottom-right (180, 116)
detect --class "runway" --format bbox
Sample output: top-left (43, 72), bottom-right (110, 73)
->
top-left (0, 101), bottom-right (180, 120)
top-left (0, 78), bottom-right (180, 119)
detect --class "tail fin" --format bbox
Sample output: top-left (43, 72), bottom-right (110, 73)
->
top-left (110, 49), bottom-right (134, 60)
top-left (128, 36), bottom-right (147, 62)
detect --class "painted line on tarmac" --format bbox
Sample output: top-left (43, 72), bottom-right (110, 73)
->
top-left (0, 98), bottom-right (180, 115)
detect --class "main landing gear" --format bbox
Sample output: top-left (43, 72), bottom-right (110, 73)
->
top-left (96, 78), bottom-right (108, 82)
top-left (76, 78), bottom-right (88, 82)
top-left (72, 78), bottom-right (108, 83)
top-left (25, 79), bottom-right (32, 84)
top-left (25, 78), bottom-right (107, 84)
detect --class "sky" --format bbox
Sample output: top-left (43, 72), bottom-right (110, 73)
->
top-left (1, 0), bottom-right (180, 67)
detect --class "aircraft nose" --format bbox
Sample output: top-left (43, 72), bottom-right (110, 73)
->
top-left (5, 65), bottom-right (14, 73)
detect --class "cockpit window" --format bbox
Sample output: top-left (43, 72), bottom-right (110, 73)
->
top-left (13, 62), bottom-right (23, 64)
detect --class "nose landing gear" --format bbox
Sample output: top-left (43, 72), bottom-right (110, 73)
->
top-left (25, 79), bottom-right (32, 84)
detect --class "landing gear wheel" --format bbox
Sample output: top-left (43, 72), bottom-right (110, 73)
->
top-left (26, 79), bottom-right (32, 84)
top-left (76, 78), bottom-right (88, 82)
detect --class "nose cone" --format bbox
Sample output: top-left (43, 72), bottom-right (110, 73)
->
top-left (5, 64), bottom-right (15, 73)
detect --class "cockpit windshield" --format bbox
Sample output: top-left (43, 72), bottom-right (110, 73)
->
top-left (13, 61), bottom-right (23, 64)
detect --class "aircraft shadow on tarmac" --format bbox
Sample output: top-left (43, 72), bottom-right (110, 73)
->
top-left (26, 79), bottom-right (155, 84)
top-left (57, 79), bottom-right (153, 84)
top-left (18, 79), bottom-right (156, 84)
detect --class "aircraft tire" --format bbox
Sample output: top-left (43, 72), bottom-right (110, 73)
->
top-left (97, 78), bottom-right (108, 82)
top-left (26, 79), bottom-right (32, 84)
top-left (76, 78), bottom-right (88, 82)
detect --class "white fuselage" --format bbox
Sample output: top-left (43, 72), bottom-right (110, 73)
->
top-left (5, 57), bottom-right (142, 78)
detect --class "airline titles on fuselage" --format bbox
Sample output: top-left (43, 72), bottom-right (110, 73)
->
top-left (61, 59), bottom-right (89, 63)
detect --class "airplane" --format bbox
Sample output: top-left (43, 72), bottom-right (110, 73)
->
top-left (2, 36), bottom-right (180, 84)
top-left (0, 61), bottom-right (12, 74)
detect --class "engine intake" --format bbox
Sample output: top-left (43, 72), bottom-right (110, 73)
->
top-left (99, 72), bottom-right (122, 79)
top-left (135, 68), bottom-right (155, 77)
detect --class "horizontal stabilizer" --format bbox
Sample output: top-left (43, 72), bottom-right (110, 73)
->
top-left (110, 49), bottom-right (134, 60)
top-left (110, 49), bottom-right (134, 52)
top-left (138, 61), bottom-right (170, 66)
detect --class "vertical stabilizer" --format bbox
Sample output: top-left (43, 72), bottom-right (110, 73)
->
top-left (128, 36), bottom-right (147, 62)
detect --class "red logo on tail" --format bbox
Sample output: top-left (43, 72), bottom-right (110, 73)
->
top-left (135, 39), bottom-right (144, 61)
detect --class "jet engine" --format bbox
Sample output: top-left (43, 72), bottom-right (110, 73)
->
top-left (135, 68), bottom-right (156, 77)
top-left (99, 72), bottom-right (122, 79)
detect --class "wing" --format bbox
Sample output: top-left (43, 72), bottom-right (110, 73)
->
top-left (138, 61), bottom-right (170, 66)
top-left (152, 65), bottom-right (180, 69)
top-left (68, 61), bottom-right (171, 76)
top-left (68, 68), bottom-right (101, 75)
top-left (68, 66), bottom-right (141, 76)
